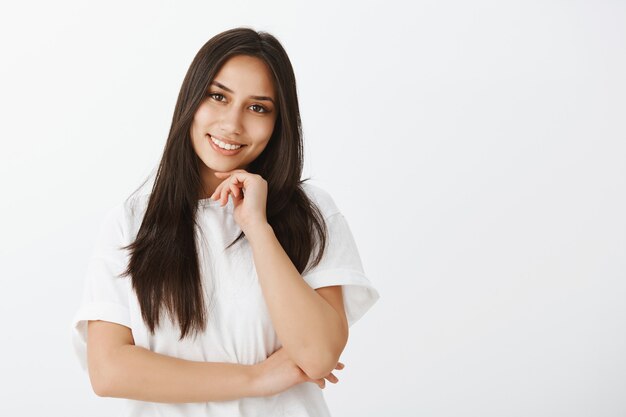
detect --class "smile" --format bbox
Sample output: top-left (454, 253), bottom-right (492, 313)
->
top-left (208, 134), bottom-right (246, 155)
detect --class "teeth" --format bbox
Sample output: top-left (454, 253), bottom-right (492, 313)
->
top-left (210, 135), bottom-right (242, 150)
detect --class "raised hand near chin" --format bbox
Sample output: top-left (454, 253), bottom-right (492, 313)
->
top-left (210, 169), bottom-right (269, 234)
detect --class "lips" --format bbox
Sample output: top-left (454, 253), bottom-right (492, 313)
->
top-left (207, 134), bottom-right (246, 155)
top-left (208, 133), bottom-right (245, 146)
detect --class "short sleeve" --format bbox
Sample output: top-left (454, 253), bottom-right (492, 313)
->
top-left (302, 202), bottom-right (380, 328)
top-left (70, 202), bottom-right (133, 371)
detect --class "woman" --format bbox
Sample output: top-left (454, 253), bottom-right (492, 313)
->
top-left (71, 27), bottom-right (380, 416)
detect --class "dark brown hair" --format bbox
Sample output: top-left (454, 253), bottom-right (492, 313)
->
top-left (119, 27), bottom-right (328, 340)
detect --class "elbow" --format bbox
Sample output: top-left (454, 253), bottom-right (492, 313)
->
top-left (89, 372), bottom-right (113, 397)
top-left (297, 323), bottom-right (349, 380)
top-left (300, 341), bottom-right (348, 380)
top-left (300, 351), bottom-right (342, 380)
top-left (92, 385), bottom-right (109, 398)
top-left (88, 359), bottom-right (117, 397)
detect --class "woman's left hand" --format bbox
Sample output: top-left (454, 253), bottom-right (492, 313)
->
top-left (211, 169), bottom-right (269, 232)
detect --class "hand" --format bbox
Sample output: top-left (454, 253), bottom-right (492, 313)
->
top-left (211, 169), bottom-right (269, 232)
top-left (250, 347), bottom-right (345, 397)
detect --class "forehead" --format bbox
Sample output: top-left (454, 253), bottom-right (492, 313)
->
top-left (213, 55), bottom-right (276, 97)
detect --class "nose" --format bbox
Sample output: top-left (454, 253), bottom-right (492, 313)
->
top-left (218, 103), bottom-right (243, 136)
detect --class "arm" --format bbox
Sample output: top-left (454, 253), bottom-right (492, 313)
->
top-left (87, 320), bottom-right (257, 403)
top-left (245, 223), bottom-right (349, 380)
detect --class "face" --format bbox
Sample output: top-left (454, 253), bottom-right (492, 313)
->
top-left (190, 54), bottom-right (278, 194)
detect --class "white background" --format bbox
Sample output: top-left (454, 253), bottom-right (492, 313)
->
top-left (1, 1), bottom-right (625, 416)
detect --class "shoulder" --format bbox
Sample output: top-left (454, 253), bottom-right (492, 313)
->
top-left (99, 192), bottom-right (151, 244)
top-left (300, 182), bottom-right (341, 219)
top-left (107, 192), bottom-right (149, 222)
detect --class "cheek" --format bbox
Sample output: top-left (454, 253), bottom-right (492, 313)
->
top-left (253, 118), bottom-right (276, 142)
top-left (192, 103), bottom-right (214, 126)
top-left (189, 120), bottom-right (202, 145)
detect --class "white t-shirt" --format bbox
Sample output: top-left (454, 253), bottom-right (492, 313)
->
top-left (71, 182), bottom-right (380, 417)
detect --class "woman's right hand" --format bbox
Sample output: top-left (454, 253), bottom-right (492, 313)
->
top-left (250, 347), bottom-right (345, 397)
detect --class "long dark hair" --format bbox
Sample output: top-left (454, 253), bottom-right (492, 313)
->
top-left (119, 27), bottom-right (328, 340)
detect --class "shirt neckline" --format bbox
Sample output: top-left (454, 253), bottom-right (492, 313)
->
top-left (198, 196), bottom-right (234, 210)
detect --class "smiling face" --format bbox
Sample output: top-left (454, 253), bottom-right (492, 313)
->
top-left (190, 54), bottom-right (278, 197)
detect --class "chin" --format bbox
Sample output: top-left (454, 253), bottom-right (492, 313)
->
top-left (202, 156), bottom-right (241, 172)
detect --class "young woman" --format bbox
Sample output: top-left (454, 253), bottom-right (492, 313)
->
top-left (71, 27), bottom-right (380, 417)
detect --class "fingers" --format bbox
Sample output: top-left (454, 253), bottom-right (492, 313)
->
top-left (316, 372), bottom-right (340, 388)
top-left (217, 181), bottom-right (232, 206)
top-left (326, 363), bottom-right (344, 384)
top-left (312, 366), bottom-right (343, 389)
top-left (325, 372), bottom-right (339, 384)
top-left (229, 183), bottom-right (239, 199)
top-left (210, 175), bottom-right (244, 206)
top-left (210, 183), bottom-right (222, 201)
top-left (219, 185), bottom-right (228, 205)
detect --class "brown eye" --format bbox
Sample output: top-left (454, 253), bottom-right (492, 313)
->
top-left (250, 104), bottom-right (268, 113)
top-left (209, 93), bottom-right (225, 101)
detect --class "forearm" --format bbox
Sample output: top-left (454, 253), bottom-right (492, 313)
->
top-left (100, 344), bottom-right (257, 403)
top-left (245, 223), bottom-right (345, 377)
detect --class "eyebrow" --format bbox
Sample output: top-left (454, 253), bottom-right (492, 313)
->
top-left (210, 81), bottom-right (275, 104)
